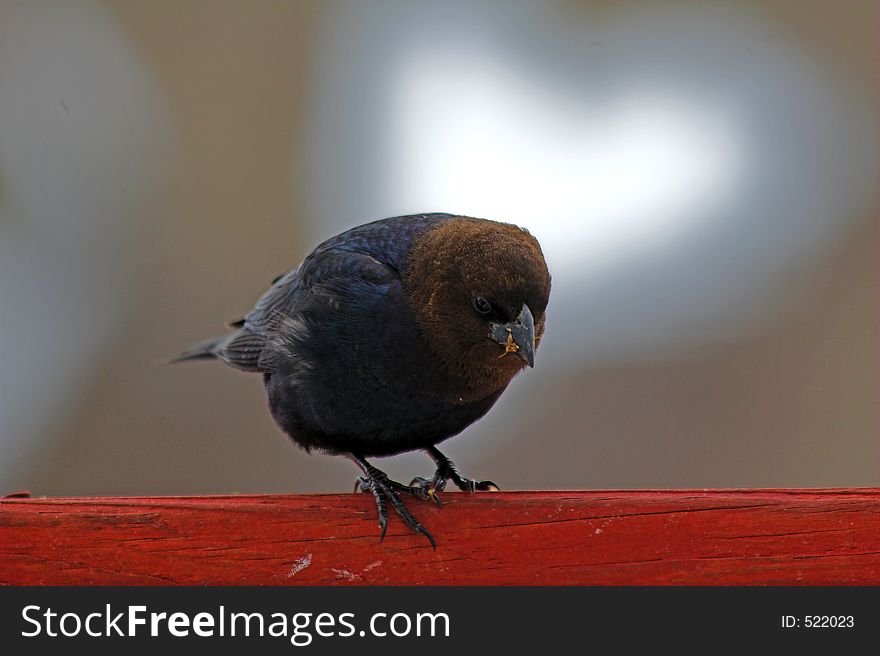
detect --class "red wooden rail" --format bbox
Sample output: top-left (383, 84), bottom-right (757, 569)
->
top-left (2, 489), bottom-right (879, 585)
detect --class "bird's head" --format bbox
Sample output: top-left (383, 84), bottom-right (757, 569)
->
top-left (403, 216), bottom-right (551, 398)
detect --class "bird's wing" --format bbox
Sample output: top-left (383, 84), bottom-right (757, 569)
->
top-left (186, 216), bottom-right (455, 374)
top-left (236, 251), bottom-right (400, 373)
top-left (195, 267), bottom-right (298, 373)
top-left (244, 267), bottom-right (302, 332)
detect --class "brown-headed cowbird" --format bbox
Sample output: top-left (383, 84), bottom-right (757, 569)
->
top-left (174, 213), bottom-right (551, 547)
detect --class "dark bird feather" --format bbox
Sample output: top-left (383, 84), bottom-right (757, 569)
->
top-left (173, 213), bottom-right (551, 547)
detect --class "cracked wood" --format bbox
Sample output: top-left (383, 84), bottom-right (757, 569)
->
top-left (1, 490), bottom-right (879, 585)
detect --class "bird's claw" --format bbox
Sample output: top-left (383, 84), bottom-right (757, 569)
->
top-left (355, 466), bottom-right (436, 549)
top-left (357, 474), bottom-right (436, 502)
top-left (414, 459), bottom-right (500, 495)
top-left (408, 476), bottom-right (444, 505)
top-left (450, 475), bottom-right (499, 493)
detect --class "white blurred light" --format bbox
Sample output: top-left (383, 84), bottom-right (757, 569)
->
top-left (391, 51), bottom-right (746, 271)
top-left (305, 0), bottom-right (876, 366)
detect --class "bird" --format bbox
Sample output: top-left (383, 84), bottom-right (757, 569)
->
top-left (173, 213), bottom-right (551, 547)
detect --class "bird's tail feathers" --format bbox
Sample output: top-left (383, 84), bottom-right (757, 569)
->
top-left (166, 335), bottom-right (226, 364)
top-left (167, 329), bottom-right (268, 372)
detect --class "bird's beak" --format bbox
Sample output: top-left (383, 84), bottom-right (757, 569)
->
top-left (489, 304), bottom-right (536, 367)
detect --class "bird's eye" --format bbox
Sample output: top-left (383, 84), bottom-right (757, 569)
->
top-left (472, 296), bottom-right (492, 315)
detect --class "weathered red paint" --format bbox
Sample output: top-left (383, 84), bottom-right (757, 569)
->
top-left (2, 490), bottom-right (878, 585)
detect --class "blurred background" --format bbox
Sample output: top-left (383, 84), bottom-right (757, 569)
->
top-left (1, 0), bottom-right (877, 496)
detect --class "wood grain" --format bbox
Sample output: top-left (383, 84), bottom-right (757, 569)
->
top-left (2, 490), bottom-right (879, 585)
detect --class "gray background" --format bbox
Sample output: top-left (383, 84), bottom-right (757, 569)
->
top-left (1, 0), bottom-right (877, 496)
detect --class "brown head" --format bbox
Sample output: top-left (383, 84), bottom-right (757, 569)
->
top-left (402, 216), bottom-right (551, 400)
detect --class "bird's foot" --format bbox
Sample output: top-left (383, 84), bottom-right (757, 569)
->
top-left (410, 455), bottom-right (499, 499)
top-left (353, 465), bottom-right (436, 549)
